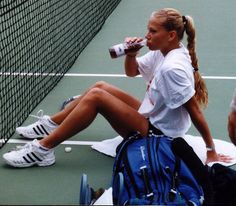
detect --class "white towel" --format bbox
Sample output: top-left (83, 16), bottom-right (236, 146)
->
top-left (91, 136), bottom-right (123, 157)
top-left (183, 135), bottom-right (236, 167)
top-left (91, 134), bottom-right (236, 167)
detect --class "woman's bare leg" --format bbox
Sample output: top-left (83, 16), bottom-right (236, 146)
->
top-left (51, 81), bottom-right (141, 125)
top-left (39, 87), bottom-right (148, 149)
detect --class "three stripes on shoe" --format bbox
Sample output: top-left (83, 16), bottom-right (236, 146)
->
top-left (31, 124), bottom-right (49, 136)
top-left (22, 152), bottom-right (43, 164)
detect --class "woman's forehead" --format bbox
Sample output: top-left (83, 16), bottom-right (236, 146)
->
top-left (147, 17), bottom-right (165, 28)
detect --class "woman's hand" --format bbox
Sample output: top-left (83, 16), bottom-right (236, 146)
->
top-left (206, 150), bottom-right (233, 164)
top-left (124, 37), bottom-right (144, 57)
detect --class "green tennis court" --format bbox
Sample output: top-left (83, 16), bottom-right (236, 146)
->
top-left (0, 0), bottom-right (236, 205)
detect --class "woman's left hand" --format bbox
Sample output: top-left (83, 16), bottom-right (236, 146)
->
top-left (206, 150), bottom-right (233, 164)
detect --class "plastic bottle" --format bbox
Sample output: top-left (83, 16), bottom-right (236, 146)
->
top-left (109, 39), bottom-right (146, 58)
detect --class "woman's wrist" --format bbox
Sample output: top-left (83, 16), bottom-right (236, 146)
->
top-left (206, 145), bottom-right (215, 152)
top-left (205, 138), bottom-right (215, 152)
top-left (126, 53), bottom-right (137, 57)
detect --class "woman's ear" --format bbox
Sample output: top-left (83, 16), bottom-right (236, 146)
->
top-left (168, 30), bottom-right (177, 42)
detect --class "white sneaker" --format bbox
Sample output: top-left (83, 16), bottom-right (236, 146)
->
top-left (3, 139), bottom-right (55, 168)
top-left (16, 110), bottom-right (58, 139)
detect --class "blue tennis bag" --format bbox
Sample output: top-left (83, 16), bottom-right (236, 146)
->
top-left (112, 134), bottom-right (204, 205)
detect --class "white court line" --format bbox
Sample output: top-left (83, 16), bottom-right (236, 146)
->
top-left (65, 73), bottom-right (128, 77)
top-left (203, 76), bottom-right (236, 80)
top-left (0, 72), bottom-right (236, 80)
top-left (64, 74), bottom-right (236, 80)
top-left (5, 139), bottom-right (98, 146)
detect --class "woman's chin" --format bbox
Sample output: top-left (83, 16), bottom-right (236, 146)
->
top-left (146, 43), bottom-right (159, 51)
top-left (147, 46), bottom-right (159, 51)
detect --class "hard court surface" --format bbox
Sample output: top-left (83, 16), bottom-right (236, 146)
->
top-left (0, 0), bottom-right (236, 205)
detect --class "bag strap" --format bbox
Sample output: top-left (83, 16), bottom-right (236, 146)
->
top-left (166, 155), bottom-right (181, 202)
top-left (113, 132), bottom-right (140, 175)
top-left (140, 166), bottom-right (154, 200)
top-left (173, 156), bottom-right (180, 189)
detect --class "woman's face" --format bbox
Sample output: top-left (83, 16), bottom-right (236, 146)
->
top-left (145, 17), bottom-right (170, 51)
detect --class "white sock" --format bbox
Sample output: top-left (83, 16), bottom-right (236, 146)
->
top-left (47, 117), bottom-right (58, 127)
top-left (33, 140), bottom-right (50, 151)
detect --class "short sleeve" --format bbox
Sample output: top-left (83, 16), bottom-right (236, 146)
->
top-left (158, 69), bottom-right (195, 109)
top-left (230, 89), bottom-right (236, 111)
top-left (137, 51), bottom-right (158, 83)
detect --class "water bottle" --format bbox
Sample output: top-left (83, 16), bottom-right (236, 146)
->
top-left (109, 39), bottom-right (146, 58)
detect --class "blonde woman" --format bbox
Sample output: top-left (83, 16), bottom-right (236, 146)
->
top-left (3, 8), bottom-right (229, 168)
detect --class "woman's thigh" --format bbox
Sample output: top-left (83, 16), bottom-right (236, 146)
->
top-left (90, 81), bottom-right (141, 110)
top-left (87, 87), bottom-right (148, 138)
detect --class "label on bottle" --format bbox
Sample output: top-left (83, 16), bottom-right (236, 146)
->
top-left (113, 44), bottom-right (125, 57)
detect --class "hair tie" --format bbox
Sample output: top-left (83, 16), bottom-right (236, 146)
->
top-left (194, 68), bottom-right (199, 72)
top-left (182, 15), bottom-right (187, 25)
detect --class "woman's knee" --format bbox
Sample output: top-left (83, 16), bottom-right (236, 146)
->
top-left (85, 87), bottom-right (105, 102)
top-left (93, 81), bottom-right (109, 90)
top-left (84, 81), bottom-right (108, 99)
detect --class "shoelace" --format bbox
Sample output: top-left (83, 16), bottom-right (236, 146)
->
top-left (15, 144), bottom-right (28, 150)
top-left (29, 110), bottom-right (44, 121)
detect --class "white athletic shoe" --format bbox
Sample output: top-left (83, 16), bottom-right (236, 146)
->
top-left (3, 139), bottom-right (55, 168)
top-left (16, 110), bottom-right (58, 139)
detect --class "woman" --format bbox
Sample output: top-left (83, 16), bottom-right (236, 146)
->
top-left (3, 8), bottom-right (229, 168)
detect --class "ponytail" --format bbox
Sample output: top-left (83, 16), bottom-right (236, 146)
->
top-left (184, 16), bottom-right (208, 108)
top-left (152, 9), bottom-right (208, 108)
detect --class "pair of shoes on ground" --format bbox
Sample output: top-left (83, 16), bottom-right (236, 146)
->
top-left (3, 110), bottom-right (58, 168)
top-left (3, 96), bottom-right (80, 168)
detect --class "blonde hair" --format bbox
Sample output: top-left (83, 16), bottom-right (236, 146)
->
top-left (152, 8), bottom-right (208, 108)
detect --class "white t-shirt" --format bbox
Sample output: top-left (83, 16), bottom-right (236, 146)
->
top-left (230, 89), bottom-right (236, 112)
top-left (137, 43), bottom-right (195, 138)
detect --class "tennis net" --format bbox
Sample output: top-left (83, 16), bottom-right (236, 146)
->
top-left (0, 0), bottom-right (122, 148)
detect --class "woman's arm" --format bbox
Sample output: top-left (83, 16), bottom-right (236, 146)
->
top-left (228, 89), bottom-right (236, 145)
top-left (124, 55), bottom-right (140, 77)
top-left (124, 37), bottom-right (143, 77)
top-left (228, 111), bottom-right (236, 145)
top-left (184, 96), bottom-right (231, 164)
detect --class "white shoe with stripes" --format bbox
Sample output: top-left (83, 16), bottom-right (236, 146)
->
top-left (16, 110), bottom-right (58, 139)
top-left (3, 139), bottom-right (55, 168)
